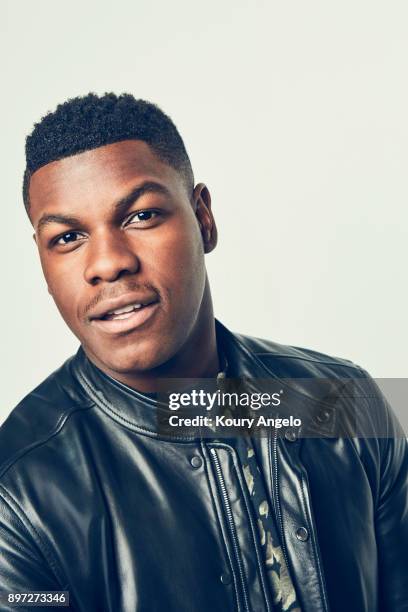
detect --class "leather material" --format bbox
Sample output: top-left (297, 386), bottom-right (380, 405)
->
top-left (0, 320), bottom-right (407, 611)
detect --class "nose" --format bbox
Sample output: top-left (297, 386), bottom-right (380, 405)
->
top-left (84, 231), bottom-right (140, 285)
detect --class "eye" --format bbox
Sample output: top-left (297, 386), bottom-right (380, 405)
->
top-left (125, 210), bottom-right (159, 225)
top-left (54, 231), bottom-right (86, 246)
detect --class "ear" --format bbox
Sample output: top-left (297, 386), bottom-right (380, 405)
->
top-left (192, 183), bottom-right (217, 254)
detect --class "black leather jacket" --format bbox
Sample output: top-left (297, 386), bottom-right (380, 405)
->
top-left (1, 321), bottom-right (407, 612)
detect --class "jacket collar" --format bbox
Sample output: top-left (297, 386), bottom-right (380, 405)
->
top-left (70, 319), bottom-right (337, 439)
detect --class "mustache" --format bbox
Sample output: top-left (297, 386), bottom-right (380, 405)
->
top-left (83, 281), bottom-right (161, 317)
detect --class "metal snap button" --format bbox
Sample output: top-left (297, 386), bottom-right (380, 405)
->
top-left (295, 527), bottom-right (309, 541)
top-left (220, 572), bottom-right (232, 585)
top-left (285, 429), bottom-right (298, 442)
top-left (190, 455), bottom-right (203, 469)
top-left (316, 409), bottom-right (331, 424)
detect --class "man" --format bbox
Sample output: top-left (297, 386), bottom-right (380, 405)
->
top-left (0, 93), bottom-right (407, 612)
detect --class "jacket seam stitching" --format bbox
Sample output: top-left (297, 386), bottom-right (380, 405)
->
top-left (76, 369), bottom-right (197, 440)
top-left (298, 476), bottom-right (329, 612)
top-left (354, 365), bottom-right (391, 508)
top-left (0, 485), bottom-right (66, 588)
top-left (77, 370), bottom-right (146, 430)
top-left (0, 405), bottom-right (94, 479)
top-left (254, 352), bottom-right (359, 369)
top-left (230, 332), bottom-right (372, 409)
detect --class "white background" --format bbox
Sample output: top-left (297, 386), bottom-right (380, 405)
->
top-left (1, 0), bottom-right (407, 425)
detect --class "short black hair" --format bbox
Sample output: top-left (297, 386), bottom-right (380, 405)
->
top-left (23, 92), bottom-right (194, 211)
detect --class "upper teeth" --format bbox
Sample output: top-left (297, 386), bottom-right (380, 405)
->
top-left (107, 303), bottom-right (143, 316)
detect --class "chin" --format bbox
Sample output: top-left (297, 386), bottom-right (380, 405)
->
top-left (97, 340), bottom-right (173, 375)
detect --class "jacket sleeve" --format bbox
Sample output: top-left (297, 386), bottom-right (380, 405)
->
top-left (0, 487), bottom-right (65, 611)
top-left (371, 383), bottom-right (408, 611)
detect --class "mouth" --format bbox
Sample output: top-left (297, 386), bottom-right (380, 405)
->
top-left (89, 294), bottom-right (160, 335)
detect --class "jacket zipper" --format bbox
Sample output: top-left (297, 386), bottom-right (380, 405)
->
top-left (272, 430), bottom-right (290, 570)
top-left (210, 447), bottom-right (250, 612)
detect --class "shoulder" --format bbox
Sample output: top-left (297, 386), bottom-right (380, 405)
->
top-left (0, 353), bottom-right (93, 480)
top-left (233, 328), bottom-right (407, 439)
top-left (234, 329), bottom-right (365, 379)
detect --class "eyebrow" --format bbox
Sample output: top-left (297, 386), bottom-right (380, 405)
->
top-left (36, 181), bottom-right (171, 236)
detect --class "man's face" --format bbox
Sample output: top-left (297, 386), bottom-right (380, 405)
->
top-left (29, 140), bottom-right (216, 377)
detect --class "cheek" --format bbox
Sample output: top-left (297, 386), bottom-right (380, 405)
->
top-left (142, 221), bottom-right (205, 294)
top-left (40, 254), bottom-right (83, 323)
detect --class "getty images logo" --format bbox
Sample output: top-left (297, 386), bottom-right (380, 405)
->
top-left (168, 389), bottom-right (283, 411)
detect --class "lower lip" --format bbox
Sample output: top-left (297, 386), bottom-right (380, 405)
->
top-left (90, 302), bottom-right (160, 335)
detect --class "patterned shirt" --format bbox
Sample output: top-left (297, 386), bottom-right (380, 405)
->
top-left (234, 434), bottom-right (302, 612)
top-left (216, 366), bottom-right (302, 611)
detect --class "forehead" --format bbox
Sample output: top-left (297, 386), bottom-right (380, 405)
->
top-left (28, 140), bottom-right (183, 221)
